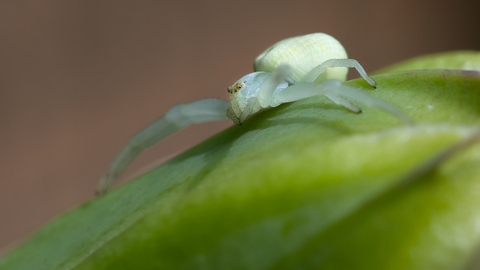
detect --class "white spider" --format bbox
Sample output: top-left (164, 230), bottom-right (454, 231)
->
top-left (97, 33), bottom-right (411, 194)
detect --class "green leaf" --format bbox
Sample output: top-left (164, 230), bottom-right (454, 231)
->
top-left (376, 51), bottom-right (480, 73)
top-left (2, 53), bottom-right (480, 270)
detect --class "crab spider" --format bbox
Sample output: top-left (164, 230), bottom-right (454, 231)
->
top-left (97, 33), bottom-right (411, 194)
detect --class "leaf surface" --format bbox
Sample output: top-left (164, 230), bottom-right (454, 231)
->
top-left (1, 52), bottom-right (480, 270)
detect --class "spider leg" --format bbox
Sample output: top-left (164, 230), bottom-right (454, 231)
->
top-left (323, 90), bottom-right (362, 113)
top-left (97, 98), bottom-right (230, 195)
top-left (301, 59), bottom-right (377, 88)
top-left (257, 65), bottom-right (292, 108)
top-left (274, 80), bottom-right (413, 124)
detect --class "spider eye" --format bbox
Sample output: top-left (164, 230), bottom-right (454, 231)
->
top-left (227, 81), bottom-right (245, 94)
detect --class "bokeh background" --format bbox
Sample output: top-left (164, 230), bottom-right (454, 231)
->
top-left (1, 0), bottom-right (479, 253)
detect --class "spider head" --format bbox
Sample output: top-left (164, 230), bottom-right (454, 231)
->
top-left (227, 81), bottom-right (245, 94)
top-left (226, 72), bottom-right (270, 125)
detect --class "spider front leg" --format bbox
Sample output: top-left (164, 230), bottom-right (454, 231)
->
top-left (301, 59), bottom-right (377, 87)
top-left (257, 65), bottom-right (293, 107)
top-left (275, 80), bottom-right (413, 124)
top-left (97, 98), bottom-right (230, 195)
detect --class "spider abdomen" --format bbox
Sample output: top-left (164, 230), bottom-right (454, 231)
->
top-left (254, 33), bottom-right (349, 83)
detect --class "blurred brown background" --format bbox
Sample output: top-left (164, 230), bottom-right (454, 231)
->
top-left (1, 0), bottom-right (479, 253)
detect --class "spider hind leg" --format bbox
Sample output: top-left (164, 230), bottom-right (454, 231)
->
top-left (275, 80), bottom-right (412, 124)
